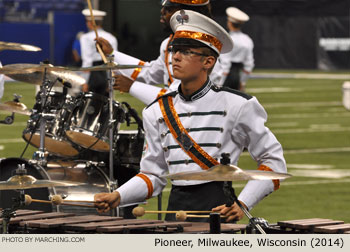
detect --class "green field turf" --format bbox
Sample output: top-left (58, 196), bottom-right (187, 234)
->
top-left (1, 74), bottom-right (349, 224)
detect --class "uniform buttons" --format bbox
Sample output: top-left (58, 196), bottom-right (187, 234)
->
top-left (216, 143), bottom-right (222, 148)
top-left (186, 128), bottom-right (191, 132)
top-left (161, 132), bottom-right (166, 138)
top-left (220, 128), bottom-right (224, 132)
top-left (158, 117), bottom-right (164, 123)
top-left (167, 161), bottom-right (170, 166)
top-left (163, 147), bottom-right (168, 152)
top-left (187, 112), bottom-right (192, 117)
top-left (223, 110), bottom-right (227, 116)
top-left (185, 160), bottom-right (189, 165)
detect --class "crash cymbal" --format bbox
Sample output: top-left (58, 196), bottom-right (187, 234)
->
top-left (0, 41), bottom-right (41, 52)
top-left (0, 64), bottom-right (85, 86)
top-left (0, 174), bottom-right (83, 190)
top-left (0, 63), bottom-right (71, 74)
top-left (162, 164), bottom-right (292, 181)
top-left (78, 62), bottom-right (145, 71)
top-left (0, 101), bottom-right (31, 115)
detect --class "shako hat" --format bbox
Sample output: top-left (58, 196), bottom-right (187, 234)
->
top-left (226, 7), bottom-right (249, 23)
top-left (170, 9), bottom-right (233, 54)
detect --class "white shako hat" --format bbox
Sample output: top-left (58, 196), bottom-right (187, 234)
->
top-left (82, 9), bottom-right (106, 21)
top-left (161, 0), bottom-right (209, 7)
top-left (226, 7), bottom-right (249, 23)
top-left (170, 9), bottom-right (233, 55)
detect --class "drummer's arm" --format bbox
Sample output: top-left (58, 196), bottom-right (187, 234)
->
top-left (94, 107), bottom-right (168, 211)
top-left (233, 97), bottom-right (287, 210)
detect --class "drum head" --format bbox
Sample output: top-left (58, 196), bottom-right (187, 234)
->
top-left (22, 133), bottom-right (79, 157)
top-left (65, 131), bottom-right (110, 152)
top-left (0, 158), bottom-right (52, 212)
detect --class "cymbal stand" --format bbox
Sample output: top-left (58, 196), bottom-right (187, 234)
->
top-left (0, 94), bottom-right (23, 125)
top-left (220, 153), bottom-right (266, 234)
top-left (106, 56), bottom-right (118, 217)
top-left (0, 165), bottom-right (27, 234)
top-left (33, 62), bottom-right (55, 165)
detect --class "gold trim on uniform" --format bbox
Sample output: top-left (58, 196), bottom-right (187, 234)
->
top-left (170, 0), bottom-right (209, 5)
top-left (157, 88), bottom-right (168, 98)
top-left (136, 173), bottom-right (153, 199)
top-left (258, 164), bottom-right (280, 191)
top-left (158, 96), bottom-right (219, 170)
top-left (130, 61), bottom-right (145, 80)
top-left (174, 30), bottom-right (223, 52)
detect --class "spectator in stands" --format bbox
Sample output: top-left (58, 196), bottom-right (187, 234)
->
top-left (72, 31), bottom-right (84, 67)
top-left (221, 7), bottom-right (254, 91)
top-left (80, 9), bottom-right (118, 96)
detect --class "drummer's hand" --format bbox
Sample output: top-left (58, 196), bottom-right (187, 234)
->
top-left (114, 74), bottom-right (134, 93)
top-left (212, 201), bottom-right (247, 222)
top-left (95, 37), bottom-right (113, 55)
top-left (94, 191), bottom-right (121, 213)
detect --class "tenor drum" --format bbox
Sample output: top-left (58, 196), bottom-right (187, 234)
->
top-left (22, 91), bottom-right (79, 157)
top-left (65, 92), bottom-right (124, 152)
top-left (0, 158), bottom-right (111, 215)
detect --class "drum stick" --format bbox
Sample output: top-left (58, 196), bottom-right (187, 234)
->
top-left (86, 0), bottom-right (107, 64)
top-left (25, 194), bottom-right (96, 208)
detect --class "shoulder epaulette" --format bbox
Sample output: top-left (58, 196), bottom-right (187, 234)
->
top-left (146, 91), bottom-right (178, 109)
top-left (211, 85), bottom-right (252, 100)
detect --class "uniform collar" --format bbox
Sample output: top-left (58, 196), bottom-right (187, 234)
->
top-left (178, 79), bottom-right (212, 101)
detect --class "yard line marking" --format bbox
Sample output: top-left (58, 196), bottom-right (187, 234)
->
top-left (268, 122), bottom-right (299, 127)
top-left (248, 87), bottom-right (301, 93)
top-left (241, 147), bottom-right (350, 156)
top-left (283, 147), bottom-right (350, 154)
top-left (270, 112), bottom-right (349, 119)
top-left (273, 126), bottom-right (350, 134)
top-left (263, 101), bottom-right (342, 108)
top-left (251, 72), bottom-right (350, 80)
top-left (287, 164), bottom-right (334, 169)
top-left (0, 138), bottom-right (24, 144)
top-left (290, 169), bottom-right (350, 179)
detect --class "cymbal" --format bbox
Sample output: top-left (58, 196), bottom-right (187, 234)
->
top-left (0, 101), bottom-right (31, 115)
top-left (162, 164), bottom-right (292, 181)
top-left (78, 62), bottom-right (145, 71)
top-left (0, 174), bottom-right (83, 190)
top-left (0, 64), bottom-right (85, 86)
top-left (0, 41), bottom-right (41, 52)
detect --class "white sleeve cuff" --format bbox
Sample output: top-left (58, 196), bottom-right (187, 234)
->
top-left (237, 180), bottom-right (274, 210)
top-left (129, 82), bottom-right (162, 105)
top-left (116, 176), bottom-right (148, 206)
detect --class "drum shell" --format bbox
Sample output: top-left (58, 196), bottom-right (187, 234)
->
top-left (66, 92), bottom-right (124, 152)
top-left (0, 158), bottom-right (111, 215)
top-left (22, 93), bottom-right (79, 157)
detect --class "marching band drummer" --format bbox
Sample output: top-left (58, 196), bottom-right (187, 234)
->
top-left (94, 10), bottom-right (287, 222)
top-left (96, 0), bottom-right (226, 105)
top-left (80, 8), bottom-right (118, 96)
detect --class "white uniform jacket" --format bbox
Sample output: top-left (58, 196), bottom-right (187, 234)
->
top-left (112, 36), bottom-right (225, 105)
top-left (117, 80), bottom-right (287, 210)
top-left (80, 29), bottom-right (118, 81)
top-left (221, 30), bottom-right (254, 82)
